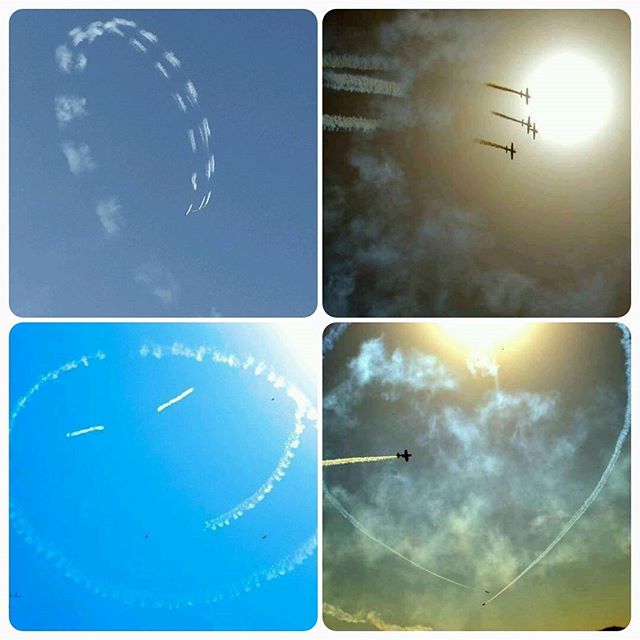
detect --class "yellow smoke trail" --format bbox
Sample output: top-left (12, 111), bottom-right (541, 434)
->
top-left (473, 138), bottom-right (507, 151)
top-left (323, 456), bottom-right (397, 467)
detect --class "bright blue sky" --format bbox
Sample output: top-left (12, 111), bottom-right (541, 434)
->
top-left (9, 323), bottom-right (317, 630)
top-left (10, 11), bottom-right (317, 317)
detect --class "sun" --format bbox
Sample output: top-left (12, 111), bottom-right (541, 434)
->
top-left (434, 323), bottom-right (530, 355)
top-left (526, 51), bottom-right (612, 147)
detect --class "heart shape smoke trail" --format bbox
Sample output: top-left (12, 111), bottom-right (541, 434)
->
top-left (9, 345), bottom-right (317, 608)
top-left (323, 324), bottom-right (631, 604)
top-left (55, 17), bottom-right (215, 217)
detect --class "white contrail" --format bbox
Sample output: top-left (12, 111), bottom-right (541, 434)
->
top-left (484, 324), bottom-right (631, 606)
top-left (129, 38), bottom-right (147, 53)
top-left (323, 115), bottom-right (380, 133)
top-left (157, 387), bottom-right (194, 413)
top-left (140, 343), bottom-right (317, 531)
top-left (323, 455), bottom-right (396, 467)
top-left (154, 62), bottom-right (169, 79)
top-left (66, 425), bottom-right (105, 438)
top-left (323, 52), bottom-right (395, 71)
top-left (323, 485), bottom-right (472, 589)
top-left (188, 129), bottom-right (197, 152)
top-left (323, 70), bottom-right (404, 97)
top-left (163, 50), bottom-right (181, 68)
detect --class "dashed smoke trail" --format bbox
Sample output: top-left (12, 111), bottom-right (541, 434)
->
top-left (486, 82), bottom-right (522, 96)
top-left (54, 17), bottom-right (215, 215)
top-left (139, 343), bottom-right (317, 531)
top-left (323, 456), bottom-right (396, 467)
top-left (323, 70), bottom-right (404, 97)
top-left (323, 486), bottom-right (472, 589)
top-left (323, 52), bottom-right (394, 71)
top-left (66, 425), bottom-right (105, 438)
top-left (323, 114), bottom-right (380, 133)
top-left (157, 386), bottom-right (194, 413)
top-left (484, 323), bottom-right (631, 606)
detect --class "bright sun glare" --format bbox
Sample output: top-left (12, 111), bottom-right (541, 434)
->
top-left (526, 52), bottom-right (612, 147)
top-left (436, 323), bottom-right (530, 355)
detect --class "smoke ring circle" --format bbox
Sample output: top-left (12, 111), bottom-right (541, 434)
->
top-left (10, 346), bottom-right (317, 608)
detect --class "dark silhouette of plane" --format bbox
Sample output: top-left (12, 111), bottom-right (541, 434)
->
top-left (484, 590), bottom-right (490, 594)
top-left (262, 534), bottom-right (267, 539)
top-left (505, 142), bottom-right (516, 159)
top-left (519, 87), bottom-right (531, 104)
top-left (397, 449), bottom-right (412, 462)
top-left (144, 533), bottom-right (149, 539)
top-left (521, 115), bottom-right (538, 140)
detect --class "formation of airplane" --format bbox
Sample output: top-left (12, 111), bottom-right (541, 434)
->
top-left (397, 449), bottom-right (412, 462)
top-left (482, 83), bottom-right (539, 158)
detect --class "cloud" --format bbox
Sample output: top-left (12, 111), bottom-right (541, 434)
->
top-left (324, 602), bottom-right (433, 631)
top-left (60, 141), bottom-right (95, 175)
top-left (134, 262), bottom-right (179, 306)
top-left (55, 44), bottom-right (87, 73)
top-left (96, 197), bottom-right (124, 235)
top-left (54, 95), bottom-right (87, 128)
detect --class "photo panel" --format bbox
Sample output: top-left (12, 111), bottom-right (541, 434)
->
top-left (9, 323), bottom-right (317, 630)
top-left (10, 10), bottom-right (317, 317)
top-left (323, 9), bottom-right (630, 317)
top-left (323, 322), bottom-right (630, 630)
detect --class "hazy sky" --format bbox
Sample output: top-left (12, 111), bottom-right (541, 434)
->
top-left (11, 10), bottom-right (317, 317)
top-left (323, 10), bottom-right (630, 317)
top-left (10, 323), bottom-right (317, 630)
top-left (323, 323), bottom-right (629, 630)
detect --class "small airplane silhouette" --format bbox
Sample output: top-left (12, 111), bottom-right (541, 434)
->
top-left (521, 115), bottom-right (538, 140)
top-left (519, 87), bottom-right (531, 104)
top-left (262, 534), bottom-right (267, 539)
top-left (144, 533), bottom-right (149, 539)
top-left (397, 449), bottom-right (412, 462)
top-left (505, 142), bottom-right (516, 160)
top-left (484, 590), bottom-right (490, 594)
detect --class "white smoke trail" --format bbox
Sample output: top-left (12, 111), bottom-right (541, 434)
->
top-left (54, 17), bottom-right (215, 215)
top-left (323, 52), bottom-right (395, 71)
top-left (157, 387), bottom-right (194, 413)
top-left (139, 343), bottom-right (317, 532)
top-left (323, 455), bottom-right (396, 467)
top-left (323, 114), bottom-right (380, 133)
top-left (10, 347), bottom-right (314, 609)
top-left (323, 486), bottom-right (472, 589)
top-left (323, 70), bottom-right (404, 97)
top-left (484, 323), bottom-right (631, 606)
top-left (154, 61), bottom-right (170, 79)
top-left (163, 51), bottom-right (181, 68)
top-left (66, 425), bottom-right (105, 438)
top-left (188, 129), bottom-right (197, 152)
top-left (323, 602), bottom-right (433, 631)
top-left (10, 352), bottom-right (107, 433)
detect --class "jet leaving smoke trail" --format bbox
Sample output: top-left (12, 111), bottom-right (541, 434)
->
top-left (323, 52), bottom-right (394, 71)
top-left (157, 386), bottom-right (194, 413)
top-left (323, 70), bottom-right (404, 97)
top-left (323, 115), bottom-right (381, 133)
top-left (484, 324), bottom-right (631, 606)
top-left (323, 486), bottom-right (472, 589)
top-left (323, 456), bottom-right (396, 467)
top-left (66, 425), bottom-right (105, 438)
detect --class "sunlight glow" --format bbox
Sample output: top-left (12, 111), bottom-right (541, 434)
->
top-left (526, 52), bottom-right (612, 147)
top-left (435, 323), bottom-right (530, 355)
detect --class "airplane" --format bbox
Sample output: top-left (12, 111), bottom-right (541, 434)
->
top-left (521, 115), bottom-right (538, 140)
top-left (262, 534), bottom-right (267, 539)
top-left (397, 449), bottom-right (412, 462)
top-left (505, 142), bottom-right (516, 160)
top-left (519, 87), bottom-right (531, 104)
top-left (484, 590), bottom-right (490, 594)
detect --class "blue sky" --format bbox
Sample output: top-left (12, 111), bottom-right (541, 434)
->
top-left (10, 11), bottom-right (317, 317)
top-left (9, 323), bottom-right (317, 630)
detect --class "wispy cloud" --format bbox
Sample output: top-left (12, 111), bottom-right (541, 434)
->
top-left (54, 95), bottom-right (87, 128)
top-left (60, 141), bottom-right (95, 175)
top-left (55, 44), bottom-right (87, 73)
top-left (134, 262), bottom-right (179, 306)
top-left (96, 197), bottom-right (124, 235)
